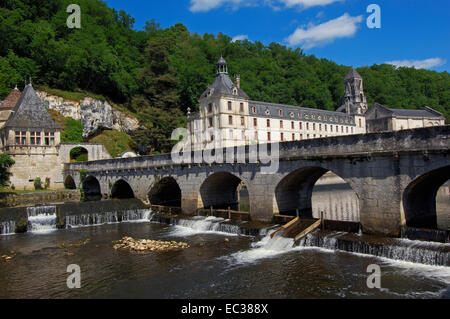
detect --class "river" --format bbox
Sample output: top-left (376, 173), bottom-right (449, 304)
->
top-left (0, 220), bottom-right (449, 299)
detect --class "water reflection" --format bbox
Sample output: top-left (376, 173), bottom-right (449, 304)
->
top-left (437, 181), bottom-right (450, 231)
top-left (312, 172), bottom-right (360, 222)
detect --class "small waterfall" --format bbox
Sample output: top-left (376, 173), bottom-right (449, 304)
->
top-left (170, 216), bottom-right (244, 236)
top-left (27, 206), bottom-right (57, 233)
top-left (65, 209), bottom-right (154, 228)
top-left (0, 221), bottom-right (16, 235)
top-left (122, 209), bottom-right (154, 223)
top-left (226, 232), bottom-right (295, 264)
top-left (299, 231), bottom-right (450, 267)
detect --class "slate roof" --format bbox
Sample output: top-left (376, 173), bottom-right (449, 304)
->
top-left (0, 87), bottom-right (21, 109)
top-left (345, 67), bottom-right (362, 80)
top-left (4, 84), bottom-right (60, 130)
top-left (200, 73), bottom-right (249, 99)
top-left (370, 103), bottom-right (443, 118)
top-left (249, 100), bottom-right (356, 126)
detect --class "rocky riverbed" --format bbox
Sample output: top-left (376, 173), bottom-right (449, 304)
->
top-left (113, 236), bottom-right (190, 253)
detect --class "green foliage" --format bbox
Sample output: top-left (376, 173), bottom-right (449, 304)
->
top-left (70, 147), bottom-right (88, 162)
top-left (62, 118), bottom-right (84, 143)
top-left (89, 130), bottom-right (133, 158)
top-left (34, 177), bottom-right (42, 190)
top-left (0, 0), bottom-right (448, 156)
top-left (44, 177), bottom-right (51, 189)
top-left (0, 153), bottom-right (15, 187)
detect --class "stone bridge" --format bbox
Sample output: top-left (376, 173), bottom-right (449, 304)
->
top-left (63, 126), bottom-right (450, 236)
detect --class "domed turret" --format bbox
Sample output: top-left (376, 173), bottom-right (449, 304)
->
top-left (216, 56), bottom-right (228, 74)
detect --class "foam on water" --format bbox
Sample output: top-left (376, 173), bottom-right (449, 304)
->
top-left (225, 232), bottom-right (295, 265)
top-left (170, 216), bottom-right (242, 237)
top-left (27, 206), bottom-right (57, 234)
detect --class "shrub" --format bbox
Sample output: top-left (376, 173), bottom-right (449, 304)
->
top-left (34, 177), bottom-right (42, 190)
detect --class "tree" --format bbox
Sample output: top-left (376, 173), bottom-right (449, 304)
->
top-left (0, 154), bottom-right (15, 187)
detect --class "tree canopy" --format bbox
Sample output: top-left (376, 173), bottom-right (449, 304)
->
top-left (0, 0), bottom-right (448, 154)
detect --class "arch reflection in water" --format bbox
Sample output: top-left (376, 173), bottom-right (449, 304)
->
top-left (312, 172), bottom-right (360, 222)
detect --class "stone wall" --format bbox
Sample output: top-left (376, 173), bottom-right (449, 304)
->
top-left (0, 190), bottom-right (80, 208)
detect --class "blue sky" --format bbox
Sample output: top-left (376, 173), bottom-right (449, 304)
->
top-left (105, 0), bottom-right (450, 72)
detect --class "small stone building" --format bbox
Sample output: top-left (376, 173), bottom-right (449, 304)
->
top-left (0, 83), bottom-right (111, 190)
top-left (365, 103), bottom-right (445, 133)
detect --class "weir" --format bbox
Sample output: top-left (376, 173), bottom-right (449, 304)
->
top-left (27, 206), bottom-right (57, 233)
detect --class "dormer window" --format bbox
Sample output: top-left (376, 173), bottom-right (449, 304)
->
top-left (265, 109), bottom-right (270, 116)
top-left (278, 109), bottom-right (283, 117)
top-left (252, 106), bottom-right (256, 114)
top-left (233, 88), bottom-right (238, 95)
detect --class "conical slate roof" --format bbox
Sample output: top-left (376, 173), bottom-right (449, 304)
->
top-left (345, 67), bottom-right (362, 80)
top-left (4, 84), bottom-right (60, 130)
top-left (1, 87), bottom-right (21, 109)
top-left (200, 73), bottom-right (249, 99)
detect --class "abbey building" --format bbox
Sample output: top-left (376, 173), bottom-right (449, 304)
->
top-left (187, 57), bottom-right (445, 149)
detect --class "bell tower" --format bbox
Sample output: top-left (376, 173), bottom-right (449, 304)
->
top-left (343, 67), bottom-right (368, 114)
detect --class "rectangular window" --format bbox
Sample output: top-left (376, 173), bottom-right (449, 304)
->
top-left (268, 132), bottom-right (271, 142)
top-left (331, 125), bottom-right (333, 132)
top-left (241, 117), bottom-right (245, 126)
top-left (319, 124), bottom-right (322, 131)
top-left (346, 127), bottom-right (349, 133)
top-left (30, 131), bottom-right (41, 145)
top-left (300, 134), bottom-right (303, 140)
top-left (15, 131), bottom-right (27, 145)
top-left (299, 122), bottom-right (303, 130)
top-left (280, 121), bottom-right (283, 129)
top-left (325, 125), bottom-right (328, 132)
top-left (208, 103), bottom-right (213, 113)
top-left (228, 101), bottom-right (232, 111)
top-left (291, 121), bottom-right (295, 130)
top-left (313, 123), bottom-right (316, 131)
top-left (292, 133), bottom-right (295, 141)
top-left (228, 116), bottom-right (233, 125)
top-left (44, 132), bottom-right (55, 146)
top-left (280, 133), bottom-right (284, 142)
top-left (267, 119), bottom-right (270, 128)
top-left (253, 118), bottom-right (257, 127)
top-left (359, 119), bottom-right (362, 128)
top-left (240, 103), bottom-right (244, 112)
top-left (341, 126), bottom-right (344, 133)
top-left (306, 123), bottom-right (309, 130)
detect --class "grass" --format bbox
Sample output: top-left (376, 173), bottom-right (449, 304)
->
top-left (0, 187), bottom-right (58, 194)
top-left (37, 85), bottom-right (107, 102)
top-left (89, 130), bottom-right (134, 158)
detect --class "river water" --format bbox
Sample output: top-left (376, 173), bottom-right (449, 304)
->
top-left (1, 220), bottom-right (449, 299)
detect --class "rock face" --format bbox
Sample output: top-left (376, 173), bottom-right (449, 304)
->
top-left (37, 91), bottom-right (140, 138)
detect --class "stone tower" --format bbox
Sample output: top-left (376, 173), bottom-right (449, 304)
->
top-left (342, 67), bottom-right (368, 115)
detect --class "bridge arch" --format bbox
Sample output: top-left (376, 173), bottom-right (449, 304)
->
top-left (148, 177), bottom-right (181, 207)
top-left (403, 165), bottom-right (450, 230)
top-left (275, 167), bottom-right (360, 221)
top-left (82, 176), bottom-right (102, 201)
top-left (111, 179), bottom-right (135, 199)
top-left (64, 175), bottom-right (77, 190)
top-left (70, 146), bottom-right (89, 162)
top-left (200, 172), bottom-right (249, 211)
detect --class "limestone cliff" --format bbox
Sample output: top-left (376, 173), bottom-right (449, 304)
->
top-left (37, 91), bottom-right (140, 138)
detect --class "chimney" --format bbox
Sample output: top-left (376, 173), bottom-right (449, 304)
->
top-left (235, 75), bottom-right (241, 89)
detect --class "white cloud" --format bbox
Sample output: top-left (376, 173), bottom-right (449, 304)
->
top-left (385, 58), bottom-right (446, 70)
top-left (189, 0), bottom-right (252, 12)
top-left (189, 0), bottom-right (343, 12)
top-left (285, 13), bottom-right (363, 49)
top-left (279, 0), bottom-right (344, 9)
top-left (232, 34), bottom-right (249, 42)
